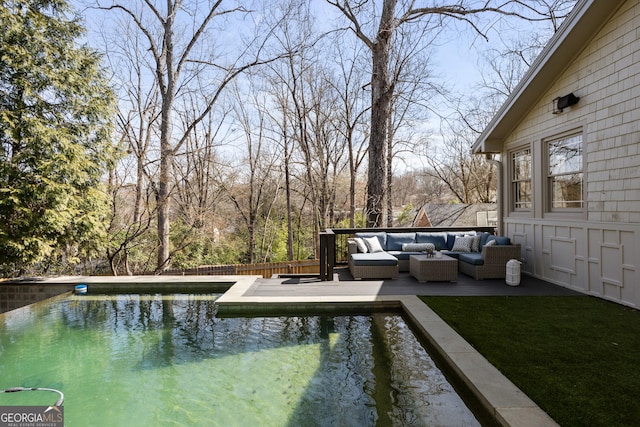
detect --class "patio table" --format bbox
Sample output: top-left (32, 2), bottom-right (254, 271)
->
top-left (409, 254), bottom-right (458, 283)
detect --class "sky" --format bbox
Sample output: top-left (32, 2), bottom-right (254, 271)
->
top-left (71, 0), bottom-right (567, 173)
top-left (75, 1), bottom-right (489, 95)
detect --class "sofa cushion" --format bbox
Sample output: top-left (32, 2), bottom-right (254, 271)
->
top-left (415, 232), bottom-right (447, 249)
top-left (486, 235), bottom-right (511, 245)
top-left (355, 232), bottom-right (387, 250)
top-left (388, 250), bottom-right (424, 261)
top-left (459, 253), bottom-right (484, 265)
top-left (350, 252), bottom-right (398, 266)
top-left (386, 233), bottom-right (416, 251)
top-left (479, 232), bottom-right (492, 247)
top-left (363, 236), bottom-right (384, 253)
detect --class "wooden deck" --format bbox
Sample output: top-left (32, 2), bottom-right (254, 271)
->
top-left (244, 267), bottom-right (580, 298)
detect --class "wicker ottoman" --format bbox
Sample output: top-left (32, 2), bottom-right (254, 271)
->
top-left (349, 252), bottom-right (399, 279)
top-left (409, 254), bottom-right (458, 283)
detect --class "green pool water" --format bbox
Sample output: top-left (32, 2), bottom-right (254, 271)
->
top-left (0, 293), bottom-right (479, 426)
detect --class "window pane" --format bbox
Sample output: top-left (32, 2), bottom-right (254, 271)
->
top-left (513, 149), bottom-right (531, 180)
top-left (512, 148), bottom-right (531, 210)
top-left (550, 173), bottom-right (583, 208)
top-left (549, 135), bottom-right (582, 176)
top-left (514, 181), bottom-right (532, 208)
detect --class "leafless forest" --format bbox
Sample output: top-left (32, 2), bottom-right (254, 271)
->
top-left (78, 0), bottom-right (576, 275)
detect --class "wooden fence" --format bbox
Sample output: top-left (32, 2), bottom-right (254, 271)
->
top-left (161, 259), bottom-right (320, 278)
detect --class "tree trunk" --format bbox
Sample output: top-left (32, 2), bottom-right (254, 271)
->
top-left (386, 111), bottom-right (394, 227)
top-left (366, 0), bottom-right (396, 227)
top-left (284, 138), bottom-right (294, 261)
top-left (156, 8), bottom-right (176, 272)
top-left (348, 122), bottom-right (357, 228)
top-left (156, 145), bottom-right (172, 272)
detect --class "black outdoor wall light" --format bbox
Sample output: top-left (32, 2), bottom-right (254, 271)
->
top-left (552, 92), bottom-right (580, 114)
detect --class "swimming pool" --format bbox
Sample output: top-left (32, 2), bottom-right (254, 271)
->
top-left (0, 293), bottom-right (479, 426)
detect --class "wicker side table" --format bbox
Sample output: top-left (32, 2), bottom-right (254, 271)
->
top-left (409, 254), bottom-right (458, 283)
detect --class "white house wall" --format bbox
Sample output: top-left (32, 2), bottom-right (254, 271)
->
top-left (505, 219), bottom-right (638, 307)
top-left (500, 0), bottom-right (640, 308)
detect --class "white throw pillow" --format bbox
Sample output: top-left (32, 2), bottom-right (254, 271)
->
top-left (353, 237), bottom-right (368, 253)
top-left (363, 236), bottom-right (384, 253)
top-left (484, 239), bottom-right (497, 247)
top-left (451, 236), bottom-right (473, 252)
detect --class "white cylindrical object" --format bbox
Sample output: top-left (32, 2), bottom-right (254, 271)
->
top-left (505, 259), bottom-right (521, 286)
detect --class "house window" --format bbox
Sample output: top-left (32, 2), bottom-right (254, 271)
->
top-left (511, 148), bottom-right (532, 209)
top-left (547, 133), bottom-right (583, 209)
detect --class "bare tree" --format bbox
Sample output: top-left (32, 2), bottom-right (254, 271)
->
top-left (328, 38), bottom-right (370, 227)
top-left (266, 80), bottom-right (297, 260)
top-left (96, 0), bottom-right (287, 272)
top-left (102, 19), bottom-right (159, 275)
top-left (328, 0), bottom-right (572, 227)
top-left (216, 83), bottom-right (283, 264)
top-left (428, 1), bottom-right (579, 206)
top-left (425, 118), bottom-right (496, 204)
top-left (172, 99), bottom-right (228, 248)
top-left (384, 50), bottom-right (440, 225)
top-left (264, 3), bottom-right (353, 256)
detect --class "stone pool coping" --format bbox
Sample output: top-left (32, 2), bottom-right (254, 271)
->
top-left (6, 275), bottom-right (559, 426)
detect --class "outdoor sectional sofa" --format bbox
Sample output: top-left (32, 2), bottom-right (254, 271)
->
top-left (348, 231), bottom-right (521, 281)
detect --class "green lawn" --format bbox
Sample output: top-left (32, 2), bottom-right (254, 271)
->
top-left (420, 296), bottom-right (640, 427)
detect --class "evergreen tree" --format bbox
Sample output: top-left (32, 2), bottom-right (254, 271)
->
top-left (0, 0), bottom-right (117, 273)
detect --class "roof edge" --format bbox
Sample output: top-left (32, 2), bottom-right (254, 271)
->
top-left (472, 0), bottom-right (626, 154)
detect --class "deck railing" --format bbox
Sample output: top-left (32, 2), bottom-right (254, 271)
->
top-left (319, 226), bottom-right (497, 281)
top-left (162, 226), bottom-right (496, 281)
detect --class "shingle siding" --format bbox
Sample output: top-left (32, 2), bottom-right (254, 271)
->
top-left (503, 1), bottom-right (640, 223)
top-left (498, 1), bottom-right (640, 308)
